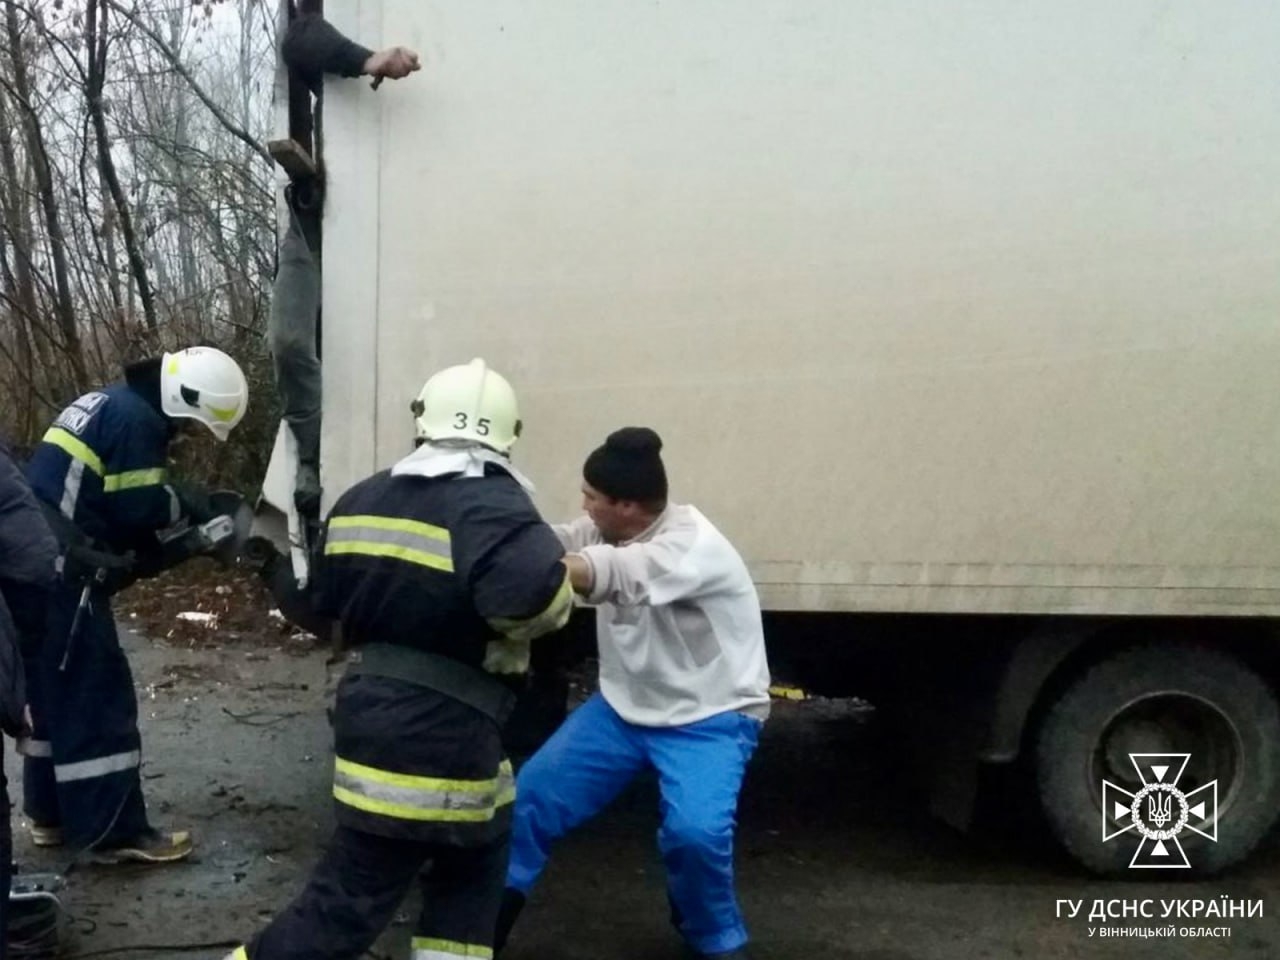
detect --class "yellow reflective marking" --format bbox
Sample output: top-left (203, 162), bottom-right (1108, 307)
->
top-left (410, 937), bottom-right (493, 959)
top-left (103, 467), bottom-right (168, 492)
top-left (490, 570), bottom-right (573, 641)
top-left (769, 685), bottom-right (809, 701)
top-left (335, 757), bottom-right (498, 793)
top-left (497, 758), bottom-right (515, 806)
top-left (333, 785), bottom-right (500, 822)
top-left (42, 428), bottom-right (103, 476)
top-left (324, 541), bottom-right (454, 572)
top-left (329, 514), bottom-right (450, 542)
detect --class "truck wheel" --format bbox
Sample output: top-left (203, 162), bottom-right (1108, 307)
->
top-left (1035, 643), bottom-right (1280, 875)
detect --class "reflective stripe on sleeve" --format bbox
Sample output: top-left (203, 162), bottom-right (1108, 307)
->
top-left (488, 569), bottom-right (574, 643)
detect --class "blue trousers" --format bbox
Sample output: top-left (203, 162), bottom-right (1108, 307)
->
top-left (508, 693), bottom-right (761, 955)
top-left (23, 584), bottom-right (149, 848)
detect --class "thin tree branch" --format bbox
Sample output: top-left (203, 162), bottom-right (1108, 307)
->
top-left (102, 0), bottom-right (272, 166)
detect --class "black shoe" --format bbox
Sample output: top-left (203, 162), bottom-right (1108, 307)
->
top-left (494, 887), bottom-right (526, 955)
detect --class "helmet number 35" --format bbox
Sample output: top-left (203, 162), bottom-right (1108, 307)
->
top-left (454, 412), bottom-right (491, 436)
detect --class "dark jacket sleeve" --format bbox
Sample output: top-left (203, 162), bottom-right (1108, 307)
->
top-left (0, 437), bottom-right (57, 587)
top-left (0, 439), bottom-right (46, 736)
top-left (101, 407), bottom-right (180, 540)
top-left (282, 13), bottom-right (374, 92)
top-left (0, 592), bottom-right (26, 737)
top-left (453, 478), bottom-right (572, 641)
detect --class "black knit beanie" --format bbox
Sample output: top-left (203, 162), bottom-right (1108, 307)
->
top-left (583, 427), bottom-right (668, 502)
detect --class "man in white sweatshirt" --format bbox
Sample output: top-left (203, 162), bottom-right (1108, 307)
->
top-left (496, 427), bottom-right (771, 960)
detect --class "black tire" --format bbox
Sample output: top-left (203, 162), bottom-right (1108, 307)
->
top-left (1035, 642), bottom-right (1280, 875)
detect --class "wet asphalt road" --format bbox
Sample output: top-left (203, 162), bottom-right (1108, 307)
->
top-left (7, 632), bottom-right (1280, 959)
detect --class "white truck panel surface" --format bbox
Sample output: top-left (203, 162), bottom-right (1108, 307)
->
top-left (319, 0), bottom-right (1280, 614)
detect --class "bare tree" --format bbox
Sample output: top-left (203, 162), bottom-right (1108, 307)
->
top-left (2, 0), bottom-right (89, 395)
top-left (0, 0), bottom-right (278, 485)
top-left (84, 0), bottom-right (158, 337)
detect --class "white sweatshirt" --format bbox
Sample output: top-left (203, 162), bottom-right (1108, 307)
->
top-left (556, 505), bottom-right (771, 727)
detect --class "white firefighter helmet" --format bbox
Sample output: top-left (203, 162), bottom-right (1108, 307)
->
top-left (412, 358), bottom-right (522, 453)
top-left (159, 346), bottom-right (249, 441)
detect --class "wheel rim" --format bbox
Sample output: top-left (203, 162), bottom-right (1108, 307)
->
top-left (1089, 691), bottom-right (1242, 821)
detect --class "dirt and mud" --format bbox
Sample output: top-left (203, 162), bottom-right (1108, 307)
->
top-left (6, 563), bottom-right (1280, 959)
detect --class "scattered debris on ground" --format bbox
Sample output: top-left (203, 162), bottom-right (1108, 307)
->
top-left (118, 558), bottom-right (320, 655)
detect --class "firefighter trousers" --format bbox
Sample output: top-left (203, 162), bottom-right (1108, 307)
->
top-left (22, 583), bottom-right (149, 848)
top-left (233, 825), bottom-right (509, 960)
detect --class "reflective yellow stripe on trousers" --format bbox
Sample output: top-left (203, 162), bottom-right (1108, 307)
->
top-left (411, 936), bottom-right (494, 959)
top-left (325, 515), bottom-right (454, 572)
top-left (333, 757), bottom-right (514, 822)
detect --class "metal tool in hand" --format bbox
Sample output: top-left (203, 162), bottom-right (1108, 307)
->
top-left (58, 509), bottom-right (242, 673)
top-left (155, 508), bottom-right (246, 569)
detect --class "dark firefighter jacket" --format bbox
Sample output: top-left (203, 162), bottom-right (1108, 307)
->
top-left (316, 464), bottom-right (573, 844)
top-left (0, 436), bottom-right (58, 736)
top-left (25, 384), bottom-right (183, 554)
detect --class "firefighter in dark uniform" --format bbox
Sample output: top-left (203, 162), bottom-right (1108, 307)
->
top-left (0, 434), bottom-right (59, 957)
top-left (225, 358), bottom-right (573, 960)
top-left (23, 346), bottom-right (249, 863)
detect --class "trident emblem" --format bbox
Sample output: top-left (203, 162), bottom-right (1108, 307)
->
top-left (1147, 791), bottom-right (1172, 828)
top-left (1101, 753), bottom-right (1219, 869)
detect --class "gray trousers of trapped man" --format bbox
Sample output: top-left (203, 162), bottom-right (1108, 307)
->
top-left (270, 206), bottom-right (323, 509)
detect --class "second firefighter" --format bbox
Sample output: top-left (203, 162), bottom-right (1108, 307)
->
top-left (226, 358), bottom-right (573, 960)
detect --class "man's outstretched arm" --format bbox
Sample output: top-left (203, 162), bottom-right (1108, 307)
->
top-left (282, 13), bottom-right (420, 90)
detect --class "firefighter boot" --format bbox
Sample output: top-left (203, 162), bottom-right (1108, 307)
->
top-left (92, 828), bottom-right (194, 865)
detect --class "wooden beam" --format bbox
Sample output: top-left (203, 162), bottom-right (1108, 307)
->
top-left (268, 138), bottom-right (317, 178)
